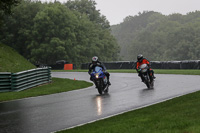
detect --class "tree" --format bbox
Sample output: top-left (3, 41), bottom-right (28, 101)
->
top-left (0, 0), bottom-right (43, 58)
top-left (0, 0), bottom-right (21, 14)
top-left (111, 11), bottom-right (200, 61)
top-left (29, 2), bottom-right (78, 64)
top-left (65, 0), bottom-right (110, 29)
top-left (0, 1), bottom-right (120, 66)
top-left (0, 0), bottom-right (21, 25)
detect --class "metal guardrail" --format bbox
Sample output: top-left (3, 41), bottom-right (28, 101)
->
top-left (0, 72), bottom-right (12, 92)
top-left (0, 67), bottom-right (51, 92)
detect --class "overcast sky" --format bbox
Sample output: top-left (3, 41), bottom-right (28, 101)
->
top-left (40, 0), bottom-right (200, 25)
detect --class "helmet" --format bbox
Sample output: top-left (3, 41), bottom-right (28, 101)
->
top-left (137, 54), bottom-right (143, 62)
top-left (92, 56), bottom-right (98, 64)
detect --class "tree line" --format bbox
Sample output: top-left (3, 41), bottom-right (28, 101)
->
top-left (0, 0), bottom-right (120, 66)
top-left (111, 11), bottom-right (200, 61)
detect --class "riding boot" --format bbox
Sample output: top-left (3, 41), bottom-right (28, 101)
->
top-left (105, 72), bottom-right (111, 85)
top-left (153, 74), bottom-right (156, 79)
top-left (90, 77), bottom-right (93, 81)
top-left (106, 76), bottom-right (111, 85)
top-left (108, 80), bottom-right (111, 85)
top-left (141, 77), bottom-right (145, 82)
top-left (94, 81), bottom-right (98, 88)
top-left (107, 76), bottom-right (111, 85)
top-left (90, 77), bottom-right (97, 88)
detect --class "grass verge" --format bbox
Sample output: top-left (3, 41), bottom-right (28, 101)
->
top-left (0, 77), bottom-right (93, 102)
top-left (58, 90), bottom-right (200, 133)
top-left (53, 69), bottom-right (200, 75)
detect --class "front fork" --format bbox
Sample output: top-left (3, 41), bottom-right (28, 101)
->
top-left (94, 79), bottom-right (102, 87)
top-left (148, 71), bottom-right (153, 83)
top-left (93, 79), bottom-right (98, 87)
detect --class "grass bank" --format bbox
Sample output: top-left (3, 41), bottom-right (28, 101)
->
top-left (0, 43), bottom-right (36, 73)
top-left (0, 78), bottom-right (93, 102)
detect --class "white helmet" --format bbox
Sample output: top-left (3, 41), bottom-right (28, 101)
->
top-left (92, 56), bottom-right (98, 62)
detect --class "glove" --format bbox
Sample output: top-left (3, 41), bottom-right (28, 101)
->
top-left (137, 69), bottom-right (141, 72)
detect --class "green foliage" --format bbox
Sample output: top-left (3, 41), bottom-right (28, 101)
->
top-left (0, 0), bottom-right (120, 66)
top-left (0, 0), bottom-right (21, 27)
top-left (29, 2), bottom-right (78, 64)
top-left (0, 0), bottom-right (44, 58)
top-left (52, 69), bottom-right (200, 75)
top-left (111, 11), bottom-right (200, 61)
top-left (0, 0), bottom-right (21, 14)
top-left (0, 43), bottom-right (35, 72)
top-left (65, 0), bottom-right (110, 29)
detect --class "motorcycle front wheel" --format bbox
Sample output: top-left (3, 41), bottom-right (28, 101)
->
top-left (144, 76), bottom-right (150, 88)
top-left (145, 81), bottom-right (150, 88)
top-left (97, 79), bottom-right (104, 95)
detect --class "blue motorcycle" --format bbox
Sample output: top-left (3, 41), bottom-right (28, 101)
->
top-left (90, 66), bottom-right (109, 94)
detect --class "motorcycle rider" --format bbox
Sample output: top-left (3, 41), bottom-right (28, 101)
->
top-left (136, 54), bottom-right (156, 82)
top-left (88, 56), bottom-right (111, 86)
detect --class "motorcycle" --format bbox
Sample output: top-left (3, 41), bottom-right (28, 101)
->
top-left (90, 66), bottom-right (109, 94)
top-left (138, 64), bottom-right (154, 88)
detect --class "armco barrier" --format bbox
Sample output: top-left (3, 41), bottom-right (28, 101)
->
top-left (81, 60), bottom-right (200, 69)
top-left (0, 72), bottom-right (12, 92)
top-left (0, 67), bottom-right (51, 92)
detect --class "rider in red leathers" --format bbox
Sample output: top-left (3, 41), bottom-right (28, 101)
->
top-left (136, 54), bottom-right (155, 82)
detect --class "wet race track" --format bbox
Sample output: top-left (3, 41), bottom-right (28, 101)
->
top-left (0, 72), bottom-right (200, 133)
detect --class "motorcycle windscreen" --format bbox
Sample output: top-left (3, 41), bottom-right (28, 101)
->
top-left (140, 64), bottom-right (147, 69)
top-left (94, 66), bottom-right (102, 73)
top-left (140, 64), bottom-right (148, 73)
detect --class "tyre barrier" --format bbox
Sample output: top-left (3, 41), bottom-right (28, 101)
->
top-left (103, 61), bottom-right (136, 69)
top-left (81, 60), bottom-right (200, 69)
top-left (181, 60), bottom-right (200, 69)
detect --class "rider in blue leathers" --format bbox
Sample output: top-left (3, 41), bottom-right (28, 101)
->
top-left (88, 56), bottom-right (111, 85)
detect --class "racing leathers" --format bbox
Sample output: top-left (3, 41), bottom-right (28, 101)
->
top-left (88, 61), bottom-right (111, 85)
top-left (136, 58), bottom-right (155, 82)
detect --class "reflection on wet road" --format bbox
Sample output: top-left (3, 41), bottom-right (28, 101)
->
top-left (0, 72), bottom-right (200, 133)
top-left (96, 96), bottom-right (102, 116)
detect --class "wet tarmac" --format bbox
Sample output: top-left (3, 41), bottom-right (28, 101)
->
top-left (0, 72), bottom-right (200, 133)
